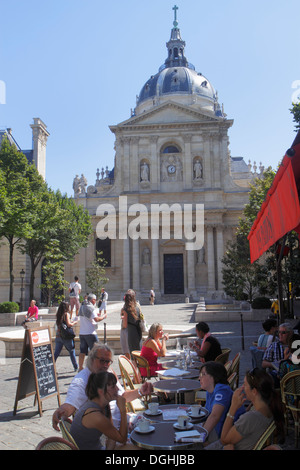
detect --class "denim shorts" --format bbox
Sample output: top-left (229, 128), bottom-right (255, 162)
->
top-left (79, 334), bottom-right (98, 354)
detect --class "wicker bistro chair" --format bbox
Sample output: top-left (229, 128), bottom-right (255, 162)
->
top-left (36, 436), bottom-right (78, 450)
top-left (118, 355), bottom-right (141, 386)
top-left (131, 350), bottom-right (152, 382)
top-left (227, 372), bottom-right (237, 391)
top-left (215, 348), bottom-right (231, 365)
top-left (252, 421), bottom-right (276, 450)
top-left (60, 417), bottom-right (79, 450)
top-left (228, 352), bottom-right (241, 390)
top-left (280, 369), bottom-right (300, 447)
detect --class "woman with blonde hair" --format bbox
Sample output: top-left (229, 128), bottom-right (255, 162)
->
top-left (140, 323), bottom-right (169, 377)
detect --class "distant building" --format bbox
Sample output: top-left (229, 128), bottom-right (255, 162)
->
top-left (65, 9), bottom-right (262, 303)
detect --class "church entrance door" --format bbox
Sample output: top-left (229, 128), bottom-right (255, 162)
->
top-left (163, 254), bottom-right (184, 294)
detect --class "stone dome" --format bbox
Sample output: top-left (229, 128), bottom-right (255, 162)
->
top-left (134, 10), bottom-right (223, 117)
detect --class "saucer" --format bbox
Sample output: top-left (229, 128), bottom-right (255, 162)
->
top-left (144, 409), bottom-right (162, 416)
top-left (188, 410), bottom-right (205, 418)
top-left (135, 425), bottom-right (155, 434)
top-left (173, 422), bottom-right (193, 431)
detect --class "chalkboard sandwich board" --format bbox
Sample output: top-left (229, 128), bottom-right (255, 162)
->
top-left (14, 326), bottom-right (60, 417)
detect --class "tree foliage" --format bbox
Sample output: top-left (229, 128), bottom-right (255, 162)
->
top-left (86, 251), bottom-right (109, 299)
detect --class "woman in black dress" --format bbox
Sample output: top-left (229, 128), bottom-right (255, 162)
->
top-left (121, 291), bottom-right (142, 354)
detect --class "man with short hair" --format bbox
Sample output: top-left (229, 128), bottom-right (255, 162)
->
top-left (262, 322), bottom-right (293, 386)
top-left (52, 343), bottom-right (153, 447)
top-left (78, 293), bottom-right (106, 371)
top-left (69, 276), bottom-right (81, 319)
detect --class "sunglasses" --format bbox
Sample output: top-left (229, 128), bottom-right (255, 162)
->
top-left (95, 357), bottom-right (112, 365)
top-left (278, 331), bottom-right (288, 335)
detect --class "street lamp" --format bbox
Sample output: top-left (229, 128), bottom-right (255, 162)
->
top-left (20, 269), bottom-right (25, 312)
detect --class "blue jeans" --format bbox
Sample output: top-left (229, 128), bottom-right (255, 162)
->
top-left (54, 336), bottom-right (78, 370)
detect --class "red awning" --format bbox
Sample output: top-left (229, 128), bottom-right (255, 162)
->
top-left (248, 130), bottom-right (300, 263)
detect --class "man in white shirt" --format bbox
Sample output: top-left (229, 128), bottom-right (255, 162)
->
top-left (78, 293), bottom-right (106, 371)
top-left (52, 343), bottom-right (153, 447)
top-left (69, 276), bottom-right (81, 319)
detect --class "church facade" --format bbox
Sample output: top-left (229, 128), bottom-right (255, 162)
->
top-left (65, 12), bottom-right (259, 303)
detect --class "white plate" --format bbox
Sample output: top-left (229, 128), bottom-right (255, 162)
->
top-left (173, 422), bottom-right (194, 431)
top-left (144, 409), bottom-right (162, 416)
top-left (187, 410), bottom-right (206, 418)
top-left (135, 425), bottom-right (155, 434)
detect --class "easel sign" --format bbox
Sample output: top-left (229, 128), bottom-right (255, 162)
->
top-left (13, 326), bottom-right (60, 417)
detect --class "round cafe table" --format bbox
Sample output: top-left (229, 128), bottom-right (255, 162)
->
top-left (130, 422), bottom-right (207, 450)
top-left (159, 359), bottom-right (202, 369)
top-left (142, 403), bottom-right (209, 424)
top-left (156, 368), bottom-right (200, 380)
top-left (153, 378), bottom-right (201, 404)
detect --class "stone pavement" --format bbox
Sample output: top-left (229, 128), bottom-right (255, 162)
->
top-left (0, 302), bottom-right (298, 450)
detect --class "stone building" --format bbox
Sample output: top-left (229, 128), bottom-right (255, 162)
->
top-left (65, 11), bottom-right (260, 303)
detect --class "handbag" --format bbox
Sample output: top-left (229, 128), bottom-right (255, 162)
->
top-left (139, 311), bottom-right (148, 333)
top-left (60, 321), bottom-right (76, 339)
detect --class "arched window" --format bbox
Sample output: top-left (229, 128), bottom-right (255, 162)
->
top-left (162, 145), bottom-right (180, 154)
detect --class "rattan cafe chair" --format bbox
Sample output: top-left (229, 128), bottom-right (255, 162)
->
top-left (35, 436), bottom-right (78, 450)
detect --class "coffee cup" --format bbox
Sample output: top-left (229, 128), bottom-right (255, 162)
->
top-left (190, 405), bottom-right (202, 417)
top-left (177, 414), bottom-right (191, 429)
top-left (139, 418), bottom-right (150, 432)
top-left (148, 402), bottom-right (159, 414)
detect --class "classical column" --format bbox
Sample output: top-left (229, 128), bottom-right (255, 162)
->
top-left (131, 137), bottom-right (139, 192)
top-left (202, 132), bottom-right (212, 188)
top-left (216, 226), bottom-right (224, 291)
top-left (151, 238), bottom-right (160, 292)
top-left (206, 226), bottom-right (215, 291)
top-left (123, 238), bottom-right (130, 291)
top-left (150, 136), bottom-right (159, 191)
top-left (186, 248), bottom-right (196, 298)
top-left (123, 137), bottom-right (130, 192)
top-left (132, 239), bottom-right (140, 292)
top-left (183, 134), bottom-right (192, 189)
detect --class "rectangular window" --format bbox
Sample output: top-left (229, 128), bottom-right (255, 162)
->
top-left (96, 238), bottom-right (111, 267)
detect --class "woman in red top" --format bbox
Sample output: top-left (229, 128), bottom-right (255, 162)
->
top-left (140, 323), bottom-right (169, 377)
top-left (22, 299), bottom-right (39, 327)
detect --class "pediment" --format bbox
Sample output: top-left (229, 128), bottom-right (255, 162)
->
top-left (114, 102), bottom-right (222, 128)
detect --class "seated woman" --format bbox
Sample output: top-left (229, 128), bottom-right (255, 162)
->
top-left (22, 300), bottom-right (38, 327)
top-left (199, 362), bottom-right (245, 446)
top-left (140, 323), bottom-right (169, 377)
top-left (70, 371), bottom-right (131, 450)
top-left (189, 322), bottom-right (222, 362)
top-left (220, 368), bottom-right (284, 450)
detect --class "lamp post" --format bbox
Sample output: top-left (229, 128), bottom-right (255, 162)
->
top-left (20, 269), bottom-right (25, 312)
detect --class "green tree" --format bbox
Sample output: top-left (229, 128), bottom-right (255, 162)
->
top-left (86, 251), bottom-right (109, 299)
top-left (0, 137), bottom-right (45, 300)
top-left (290, 102), bottom-right (300, 131)
top-left (18, 189), bottom-right (93, 300)
top-left (39, 240), bottom-right (69, 306)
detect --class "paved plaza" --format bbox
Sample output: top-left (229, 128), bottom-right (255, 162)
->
top-left (0, 302), bottom-right (298, 450)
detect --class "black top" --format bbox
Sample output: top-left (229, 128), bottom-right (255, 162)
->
top-left (203, 336), bottom-right (222, 362)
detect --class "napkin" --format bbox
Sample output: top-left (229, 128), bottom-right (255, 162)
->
top-left (157, 368), bottom-right (190, 377)
top-left (174, 429), bottom-right (206, 443)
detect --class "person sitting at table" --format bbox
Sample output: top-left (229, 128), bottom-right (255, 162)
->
top-left (199, 362), bottom-right (245, 446)
top-left (140, 323), bottom-right (169, 377)
top-left (52, 343), bottom-right (153, 436)
top-left (22, 299), bottom-right (39, 327)
top-left (70, 371), bottom-right (137, 450)
top-left (189, 322), bottom-right (222, 362)
top-left (220, 368), bottom-right (285, 450)
top-left (250, 318), bottom-right (278, 368)
top-left (278, 333), bottom-right (300, 380)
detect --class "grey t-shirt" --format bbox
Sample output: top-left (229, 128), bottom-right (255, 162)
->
top-left (234, 409), bottom-right (273, 450)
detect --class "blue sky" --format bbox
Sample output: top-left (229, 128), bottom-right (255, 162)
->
top-left (1, 0), bottom-right (300, 196)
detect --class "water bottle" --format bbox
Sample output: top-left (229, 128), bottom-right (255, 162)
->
top-left (176, 338), bottom-right (181, 351)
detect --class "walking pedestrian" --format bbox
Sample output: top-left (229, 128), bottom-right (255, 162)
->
top-left (54, 301), bottom-right (78, 371)
top-left (69, 276), bottom-right (81, 319)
